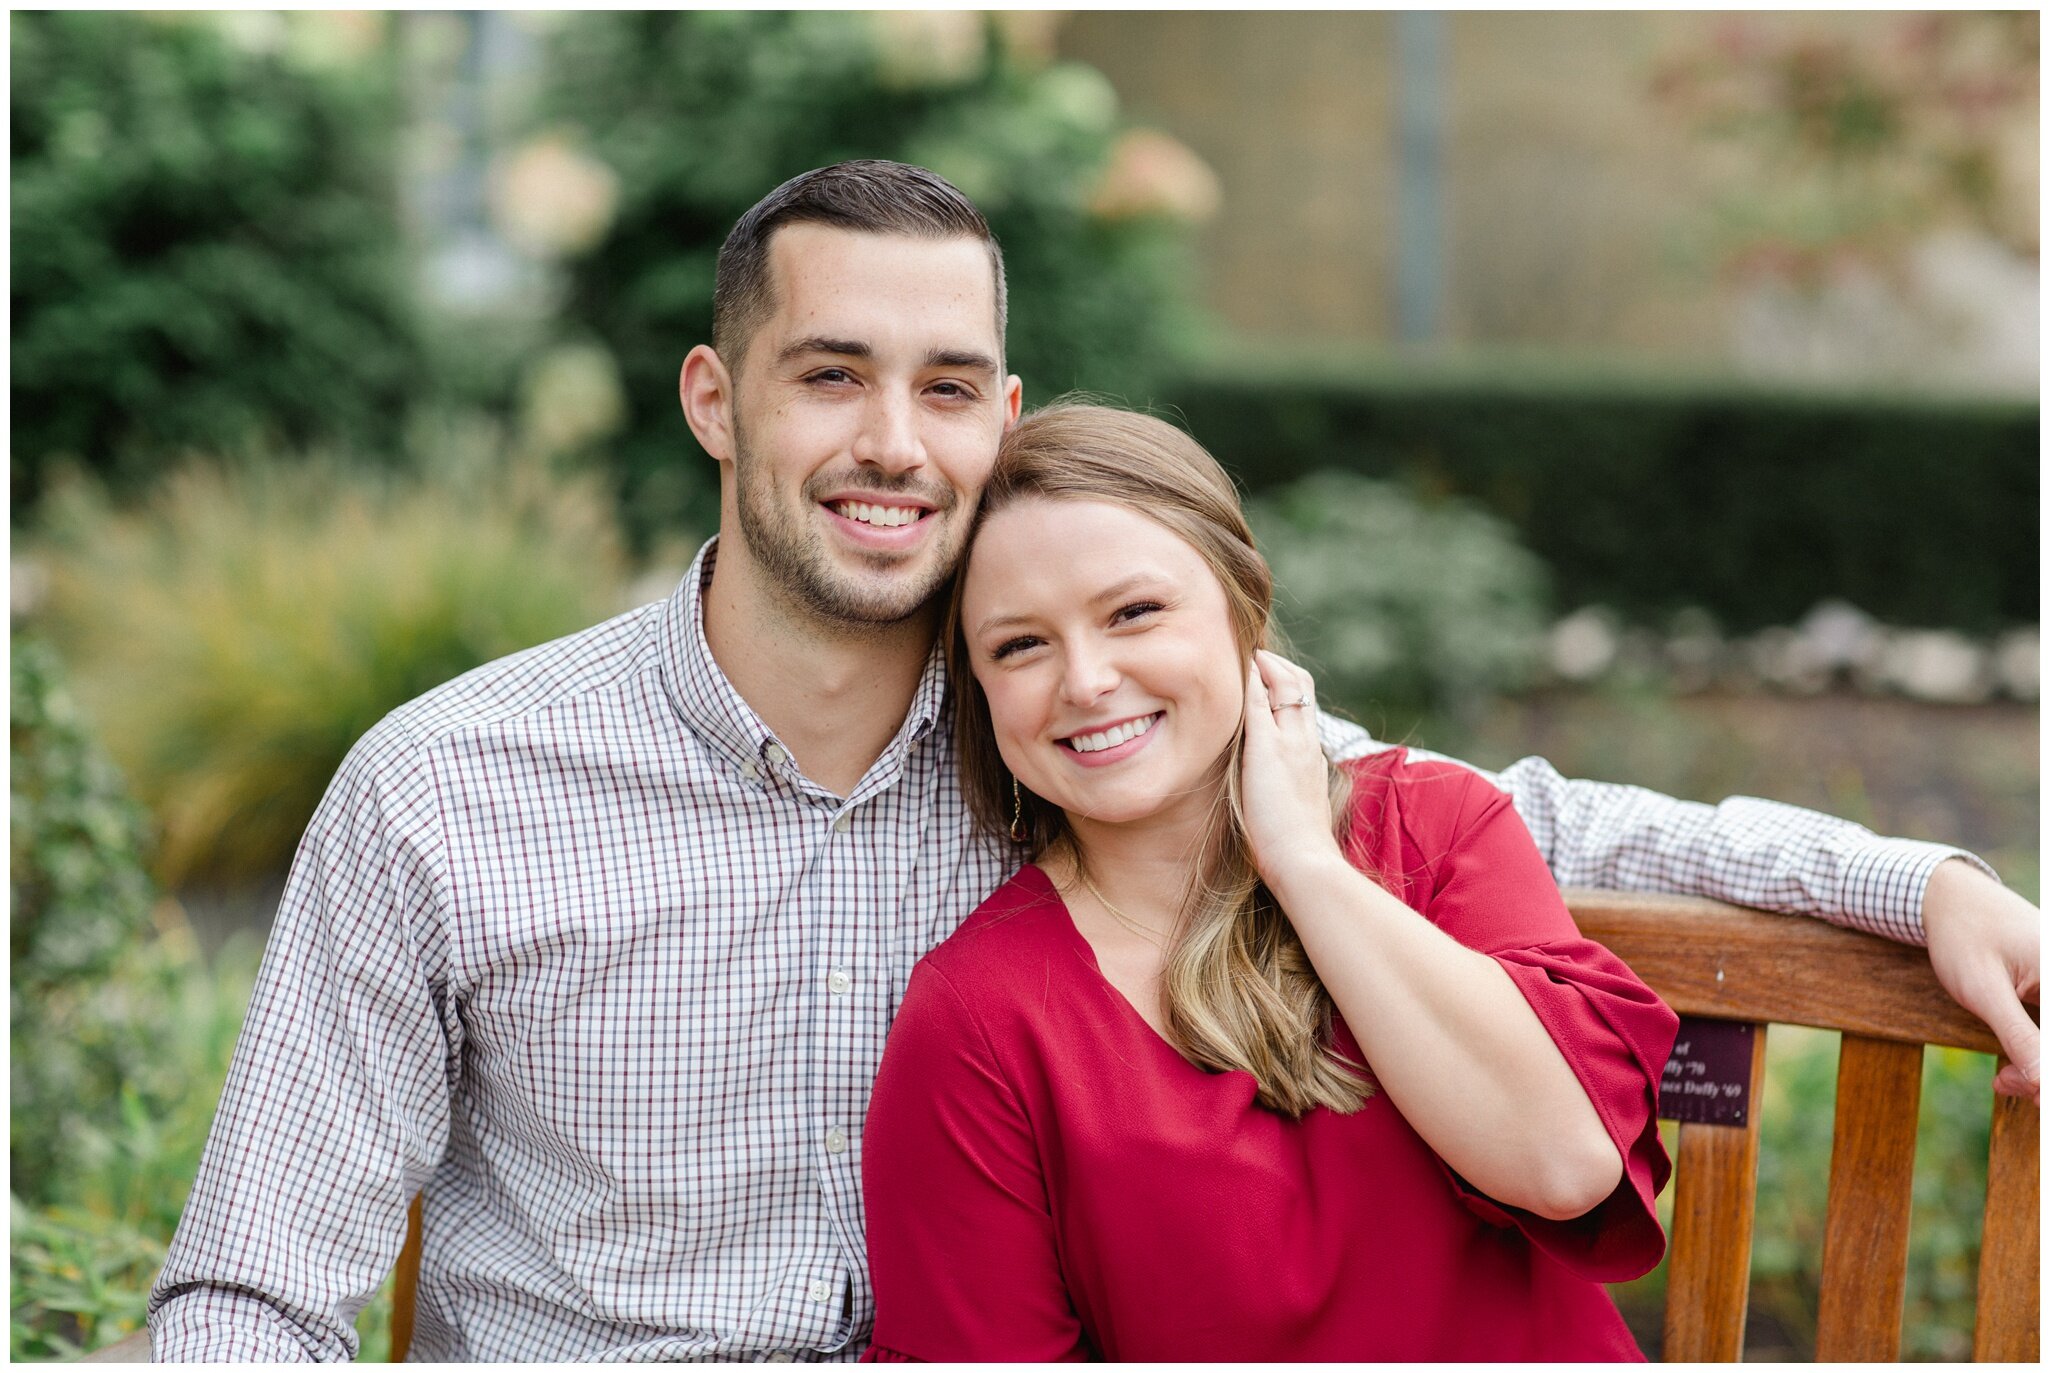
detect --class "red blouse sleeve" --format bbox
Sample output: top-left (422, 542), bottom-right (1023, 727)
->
top-left (860, 959), bottom-right (1089, 1363)
top-left (1385, 764), bottom-right (1679, 1284)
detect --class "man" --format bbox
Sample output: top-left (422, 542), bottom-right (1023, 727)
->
top-left (150, 161), bottom-right (2039, 1361)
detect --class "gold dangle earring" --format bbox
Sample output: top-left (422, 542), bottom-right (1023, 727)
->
top-left (1009, 777), bottom-right (1029, 843)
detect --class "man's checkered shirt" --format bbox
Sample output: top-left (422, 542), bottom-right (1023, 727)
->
top-left (149, 539), bottom-right (1979, 1361)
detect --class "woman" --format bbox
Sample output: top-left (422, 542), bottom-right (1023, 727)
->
top-left (862, 403), bottom-right (1677, 1360)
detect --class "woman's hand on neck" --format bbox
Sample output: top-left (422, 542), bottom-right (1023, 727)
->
top-left (1239, 652), bottom-right (1349, 892)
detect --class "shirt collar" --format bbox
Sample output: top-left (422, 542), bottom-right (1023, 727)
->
top-left (659, 536), bottom-right (950, 779)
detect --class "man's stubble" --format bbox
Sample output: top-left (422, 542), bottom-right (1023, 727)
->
top-left (730, 415), bottom-right (971, 633)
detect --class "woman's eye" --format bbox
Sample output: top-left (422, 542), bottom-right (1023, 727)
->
top-left (990, 636), bottom-right (1040, 661)
top-left (1114, 602), bottom-right (1164, 625)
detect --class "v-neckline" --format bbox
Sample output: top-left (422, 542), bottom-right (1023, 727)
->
top-left (1019, 862), bottom-right (1186, 1054)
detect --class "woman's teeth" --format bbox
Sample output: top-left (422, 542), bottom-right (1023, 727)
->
top-left (832, 501), bottom-right (923, 528)
top-left (1064, 714), bottom-right (1160, 754)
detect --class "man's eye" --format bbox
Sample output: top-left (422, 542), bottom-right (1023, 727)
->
top-left (930, 380), bottom-right (975, 400)
top-left (807, 368), bottom-right (855, 385)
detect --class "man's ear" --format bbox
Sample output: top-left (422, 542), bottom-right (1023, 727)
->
top-left (1001, 374), bottom-right (1024, 431)
top-left (680, 344), bottom-right (737, 463)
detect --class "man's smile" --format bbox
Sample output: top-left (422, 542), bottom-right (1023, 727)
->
top-left (819, 493), bottom-right (941, 550)
top-left (828, 500), bottom-right (929, 528)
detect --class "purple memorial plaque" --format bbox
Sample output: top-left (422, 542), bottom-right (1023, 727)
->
top-left (1657, 1016), bottom-right (1756, 1126)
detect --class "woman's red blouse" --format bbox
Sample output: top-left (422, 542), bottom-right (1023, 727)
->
top-left (861, 751), bottom-right (1678, 1361)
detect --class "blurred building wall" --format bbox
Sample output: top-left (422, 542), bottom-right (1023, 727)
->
top-left (1058, 10), bottom-right (2038, 389)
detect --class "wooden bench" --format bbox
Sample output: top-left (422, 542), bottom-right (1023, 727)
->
top-left (1572, 891), bottom-right (2039, 1362)
top-left (89, 893), bottom-right (2037, 1363)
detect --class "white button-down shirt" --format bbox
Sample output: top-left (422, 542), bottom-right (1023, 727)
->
top-left (149, 538), bottom-right (1973, 1361)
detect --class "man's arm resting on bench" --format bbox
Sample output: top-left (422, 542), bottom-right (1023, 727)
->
top-left (1315, 716), bottom-right (2039, 1100)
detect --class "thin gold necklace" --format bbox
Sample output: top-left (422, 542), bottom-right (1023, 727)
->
top-left (1075, 867), bottom-right (1175, 949)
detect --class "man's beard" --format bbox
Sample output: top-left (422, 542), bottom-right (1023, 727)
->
top-left (731, 425), bottom-right (964, 629)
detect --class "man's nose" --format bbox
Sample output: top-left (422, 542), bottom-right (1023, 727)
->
top-left (852, 389), bottom-right (927, 474)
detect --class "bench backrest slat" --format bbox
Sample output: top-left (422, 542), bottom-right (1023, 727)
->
top-left (1659, 1024), bottom-right (1766, 1361)
top-left (1975, 1087), bottom-right (2041, 1360)
top-left (1814, 1033), bottom-right (1924, 1360)
top-left (391, 1194), bottom-right (423, 1362)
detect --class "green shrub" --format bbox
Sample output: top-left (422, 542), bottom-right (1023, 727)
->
top-left (10, 11), bottom-right (420, 517)
top-left (7, 926), bottom-right (258, 1361)
top-left (32, 453), bottom-right (635, 886)
top-left (9, 635), bottom-right (166, 1202)
top-left (538, 11), bottom-right (1202, 546)
top-left (9, 638), bottom-right (285, 1357)
top-left (6, 915), bottom-right (399, 1363)
top-left (1169, 351), bottom-right (2037, 634)
top-left (1247, 471), bottom-right (1550, 724)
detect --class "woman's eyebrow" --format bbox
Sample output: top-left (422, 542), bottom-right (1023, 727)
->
top-left (971, 573), bottom-right (1169, 637)
top-left (1088, 572), bottom-right (1170, 604)
top-left (973, 609), bottom-right (1035, 638)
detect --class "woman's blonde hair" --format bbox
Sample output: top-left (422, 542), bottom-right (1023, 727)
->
top-left (945, 400), bottom-right (1371, 1116)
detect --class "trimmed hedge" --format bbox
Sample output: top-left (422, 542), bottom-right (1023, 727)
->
top-left (1164, 355), bottom-right (2037, 633)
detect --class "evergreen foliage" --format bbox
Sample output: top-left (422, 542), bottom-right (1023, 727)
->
top-left (11, 12), bottom-right (420, 515)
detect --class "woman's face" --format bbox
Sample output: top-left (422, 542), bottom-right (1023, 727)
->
top-left (960, 497), bottom-right (1247, 840)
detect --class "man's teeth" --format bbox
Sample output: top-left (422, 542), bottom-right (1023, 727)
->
top-left (1065, 714), bottom-right (1160, 754)
top-left (832, 501), bottom-right (923, 528)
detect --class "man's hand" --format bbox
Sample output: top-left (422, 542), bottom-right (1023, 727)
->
top-left (1923, 858), bottom-right (2040, 1103)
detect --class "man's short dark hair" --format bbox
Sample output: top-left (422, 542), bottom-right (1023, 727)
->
top-left (712, 160), bottom-right (1007, 373)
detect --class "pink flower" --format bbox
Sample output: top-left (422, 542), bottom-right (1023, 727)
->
top-left (1088, 129), bottom-right (1222, 224)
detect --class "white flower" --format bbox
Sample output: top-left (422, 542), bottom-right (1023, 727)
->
top-left (490, 135), bottom-right (620, 260)
top-left (522, 344), bottom-right (627, 456)
top-left (991, 12), bottom-right (1065, 68)
top-left (871, 11), bottom-right (986, 90)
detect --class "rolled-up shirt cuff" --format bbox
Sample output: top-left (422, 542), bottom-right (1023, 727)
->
top-left (1838, 841), bottom-right (1998, 948)
top-left (149, 1287), bottom-right (343, 1363)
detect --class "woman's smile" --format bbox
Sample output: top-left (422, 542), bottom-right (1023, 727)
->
top-left (1056, 711), bottom-right (1164, 765)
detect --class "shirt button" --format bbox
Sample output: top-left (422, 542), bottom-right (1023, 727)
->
top-left (827, 969), bottom-right (851, 995)
top-left (824, 1126), bottom-right (848, 1155)
top-left (832, 814), bottom-right (851, 833)
top-left (765, 1353), bottom-right (794, 1362)
top-left (765, 743), bottom-right (788, 766)
top-left (808, 1279), bottom-right (833, 1303)
top-left (739, 760), bottom-right (759, 781)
